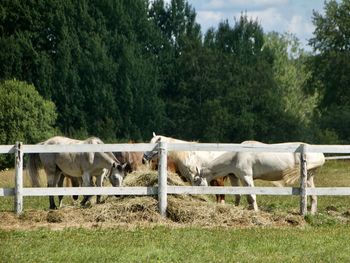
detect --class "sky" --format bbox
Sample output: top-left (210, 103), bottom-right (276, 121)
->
top-left (186, 0), bottom-right (326, 51)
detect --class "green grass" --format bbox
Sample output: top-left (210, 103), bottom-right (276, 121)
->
top-left (1, 226), bottom-right (350, 263)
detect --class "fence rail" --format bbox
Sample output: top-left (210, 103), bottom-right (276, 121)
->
top-left (325, 155), bottom-right (350, 160)
top-left (0, 142), bottom-right (349, 153)
top-left (1, 142), bottom-right (350, 216)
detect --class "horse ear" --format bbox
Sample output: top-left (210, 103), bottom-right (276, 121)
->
top-left (153, 132), bottom-right (156, 137)
top-left (114, 162), bottom-right (127, 171)
top-left (195, 166), bottom-right (200, 175)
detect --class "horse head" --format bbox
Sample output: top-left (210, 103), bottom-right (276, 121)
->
top-left (107, 162), bottom-right (128, 187)
top-left (142, 132), bottom-right (162, 163)
top-left (193, 166), bottom-right (208, 186)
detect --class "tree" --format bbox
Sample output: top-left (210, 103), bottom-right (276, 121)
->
top-left (0, 80), bottom-right (57, 168)
top-left (148, 0), bottom-right (202, 138)
top-left (0, 0), bottom-right (166, 142)
top-left (264, 32), bottom-right (320, 141)
top-left (308, 0), bottom-right (350, 143)
top-left (198, 15), bottom-right (290, 143)
top-left (1, 0), bottom-right (332, 144)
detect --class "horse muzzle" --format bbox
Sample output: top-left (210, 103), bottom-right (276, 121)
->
top-left (193, 176), bottom-right (208, 187)
top-left (142, 151), bottom-right (158, 163)
top-left (109, 174), bottom-right (123, 187)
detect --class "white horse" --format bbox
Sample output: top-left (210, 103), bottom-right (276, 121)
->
top-left (27, 136), bottom-right (127, 209)
top-left (194, 141), bottom-right (325, 214)
top-left (143, 133), bottom-right (235, 203)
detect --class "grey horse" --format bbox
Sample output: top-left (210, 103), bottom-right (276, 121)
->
top-left (27, 136), bottom-right (127, 209)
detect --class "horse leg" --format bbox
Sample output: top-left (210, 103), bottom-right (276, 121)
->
top-left (218, 177), bottom-right (226, 204)
top-left (95, 173), bottom-right (104, 204)
top-left (80, 172), bottom-right (92, 206)
top-left (229, 174), bottom-right (241, 206)
top-left (307, 170), bottom-right (317, 214)
top-left (210, 179), bottom-right (224, 204)
top-left (240, 174), bottom-right (258, 211)
top-left (45, 168), bottom-right (61, 210)
top-left (70, 177), bottom-right (81, 201)
top-left (57, 172), bottom-right (65, 207)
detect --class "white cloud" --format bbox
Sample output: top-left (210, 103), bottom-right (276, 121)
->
top-left (197, 10), bottom-right (225, 29)
top-left (240, 8), bottom-right (288, 32)
top-left (204, 0), bottom-right (288, 9)
top-left (288, 15), bottom-right (314, 36)
top-left (197, 7), bottom-right (289, 34)
top-left (189, 0), bottom-right (323, 51)
top-left (285, 15), bottom-right (315, 48)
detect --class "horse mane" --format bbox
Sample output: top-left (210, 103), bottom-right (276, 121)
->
top-left (153, 134), bottom-right (197, 143)
top-left (152, 135), bottom-right (199, 163)
top-left (85, 137), bottom-right (104, 144)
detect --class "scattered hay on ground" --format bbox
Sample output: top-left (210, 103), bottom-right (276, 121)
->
top-left (0, 171), bottom-right (317, 230)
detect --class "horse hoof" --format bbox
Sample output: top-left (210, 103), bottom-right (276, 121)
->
top-left (247, 205), bottom-right (259, 211)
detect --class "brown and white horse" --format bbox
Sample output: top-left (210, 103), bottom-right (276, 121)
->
top-left (114, 151), bottom-right (144, 173)
top-left (143, 133), bottom-right (229, 203)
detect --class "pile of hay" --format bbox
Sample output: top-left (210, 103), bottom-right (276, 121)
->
top-left (0, 171), bottom-right (308, 230)
top-left (123, 170), bottom-right (187, 187)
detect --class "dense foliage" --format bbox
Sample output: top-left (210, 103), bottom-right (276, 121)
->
top-left (0, 0), bottom-right (165, 141)
top-left (308, 0), bottom-right (350, 143)
top-left (0, 0), bottom-right (348, 144)
top-left (0, 79), bottom-right (57, 168)
top-left (0, 79), bottom-right (57, 143)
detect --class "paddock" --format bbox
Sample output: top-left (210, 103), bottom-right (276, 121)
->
top-left (1, 141), bottom-right (350, 218)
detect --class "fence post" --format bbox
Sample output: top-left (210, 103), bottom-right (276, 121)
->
top-left (15, 141), bottom-right (23, 216)
top-left (299, 143), bottom-right (308, 216)
top-left (158, 141), bottom-right (168, 217)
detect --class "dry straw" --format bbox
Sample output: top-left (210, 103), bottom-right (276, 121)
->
top-left (0, 170), bottom-right (308, 229)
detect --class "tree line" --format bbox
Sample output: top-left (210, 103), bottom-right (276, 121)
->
top-left (0, 0), bottom-right (349, 148)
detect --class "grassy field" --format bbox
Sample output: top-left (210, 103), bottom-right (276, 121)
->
top-left (1, 226), bottom-right (350, 262)
top-left (1, 160), bottom-right (350, 262)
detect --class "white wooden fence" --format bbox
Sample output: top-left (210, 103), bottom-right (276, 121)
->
top-left (1, 142), bottom-right (350, 217)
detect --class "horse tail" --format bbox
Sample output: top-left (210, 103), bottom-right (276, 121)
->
top-left (272, 167), bottom-right (300, 187)
top-left (27, 153), bottom-right (42, 187)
